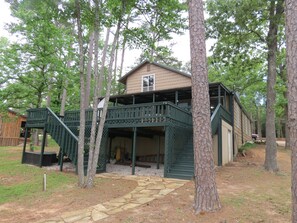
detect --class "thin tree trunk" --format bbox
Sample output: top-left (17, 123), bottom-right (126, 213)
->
top-left (285, 103), bottom-right (290, 149)
top-left (98, 28), bottom-right (110, 97)
top-left (112, 41), bottom-right (119, 94)
top-left (118, 15), bottom-right (130, 94)
top-left (75, 0), bottom-right (86, 187)
top-left (85, 0), bottom-right (101, 188)
top-left (285, 0), bottom-right (297, 220)
top-left (86, 15), bottom-right (123, 189)
top-left (264, 0), bottom-right (283, 172)
top-left (189, 0), bottom-right (221, 213)
top-left (85, 32), bottom-right (94, 108)
top-left (60, 62), bottom-right (69, 117)
top-left (46, 81), bottom-right (51, 107)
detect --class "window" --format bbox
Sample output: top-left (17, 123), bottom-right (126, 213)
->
top-left (142, 74), bottom-right (155, 92)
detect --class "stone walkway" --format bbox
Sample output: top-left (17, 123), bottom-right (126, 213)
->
top-left (37, 173), bottom-right (188, 223)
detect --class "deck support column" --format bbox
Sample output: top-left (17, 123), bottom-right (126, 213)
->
top-left (131, 127), bottom-right (137, 175)
top-left (218, 85), bottom-right (221, 105)
top-left (157, 135), bottom-right (160, 169)
top-left (40, 128), bottom-right (47, 167)
top-left (109, 136), bottom-right (113, 160)
top-left (21, 127), bottom-right (29, 163)
top-left (59, 128), bottom-right (66, 171)
top-left (218, 119), bottom-right (222, 166)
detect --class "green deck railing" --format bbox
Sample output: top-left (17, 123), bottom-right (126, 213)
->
top-left (106, 101), bottom-right (192, 127)
top-left (26, 108), bottom-right (48, 128)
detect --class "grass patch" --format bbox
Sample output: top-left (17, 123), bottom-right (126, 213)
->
top-left (0, 146), bottom-right (76, 204)
top-left (222, 196), bottom-right (246, 209)
top-left (238, 141), bottom-right (256, 155)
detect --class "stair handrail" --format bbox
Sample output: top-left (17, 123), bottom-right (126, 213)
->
top-left (210, 104), bottom-right (221, 122)
top-left (46, 107), bottom-right (78, 141)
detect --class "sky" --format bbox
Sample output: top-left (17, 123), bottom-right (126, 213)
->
top-left (0, 0), bottom-right (213, 73)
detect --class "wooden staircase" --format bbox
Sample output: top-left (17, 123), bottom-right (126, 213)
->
top-left (165, 104), bottom-right (230, 180)
top-left (23, 108), bottom-right (105, 173)
top-left (166, 136), bottom-right (194, 180)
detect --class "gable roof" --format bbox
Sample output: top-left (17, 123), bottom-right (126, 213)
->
top-left (118, 60), bottom-right (191, 84)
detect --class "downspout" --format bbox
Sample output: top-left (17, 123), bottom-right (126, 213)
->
top-left (175, 91), bottom-right (179, 105)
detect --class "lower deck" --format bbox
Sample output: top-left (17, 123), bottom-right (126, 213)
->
top-left (22, 100), bottom-right (233, 179)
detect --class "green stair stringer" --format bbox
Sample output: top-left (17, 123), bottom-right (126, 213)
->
top-left (46, 108), bottom-right (79, 168)
top-left (63, 109), bottom-right (107, 173)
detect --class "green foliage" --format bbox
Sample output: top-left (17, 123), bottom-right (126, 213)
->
top-left (125, 0), bottom-right (187, 62)
top-left (206, 0), bottom-right (286, 136)
top-left (0, 0), bottom-right (78, 112)
top-left (238, 141), bottom-right (256, 154)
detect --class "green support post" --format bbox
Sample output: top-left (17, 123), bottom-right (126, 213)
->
top-left (164, 126), bottom-right (170, 177)
top-left (40, 128), bottom-right (47, 167)
top-left (218, 85), bottom-right (221, 105)
top-left (21, 127), bottom-right (29, 164)
top-left (59, 128), bottom-right (65, 171)
top-left (132, 127), bottom-right (137, 175)
top-left (218, 119), bottom-right (222, 166)
top-left (157, 136), bottom-right (160, 169)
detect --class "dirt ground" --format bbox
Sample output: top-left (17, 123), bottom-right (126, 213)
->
top-left (0, 144), bottom-right (292, 223)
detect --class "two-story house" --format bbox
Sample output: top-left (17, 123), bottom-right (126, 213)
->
top-left (22, 60), bottom-right (252, 179)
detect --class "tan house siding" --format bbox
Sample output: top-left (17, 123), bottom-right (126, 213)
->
top-left (233, 99), bottom-right (252, 153)
top-left (126, 64), bottom-right (191, 94)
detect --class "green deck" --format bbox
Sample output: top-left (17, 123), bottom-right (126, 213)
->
top-left (22, 101), bottom-right (232, 180)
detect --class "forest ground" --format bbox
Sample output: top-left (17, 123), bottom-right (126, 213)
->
top-left (0, 144), bottom-right (291, 223)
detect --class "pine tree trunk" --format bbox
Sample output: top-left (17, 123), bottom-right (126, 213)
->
top-left (75, 0), bottom-right (86, 187)
top-left (285, 0), bottom-right (297, 220)
top-left (189, 0), bottom-right (221, 213)
top-left (264, 0), bottom-right (283, 172)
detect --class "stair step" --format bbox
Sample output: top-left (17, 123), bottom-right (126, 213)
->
top-left (166, 173), bottom-right (193, 180)
top-left (172, 165), bottom-right (193, 170)
top-left (175, 161), bottom-right (194, 165)
top-left (170, 168), bottom-right (193, 174)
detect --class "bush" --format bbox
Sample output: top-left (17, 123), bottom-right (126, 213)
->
top-left (238, 141), bottom-right (256, 155)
